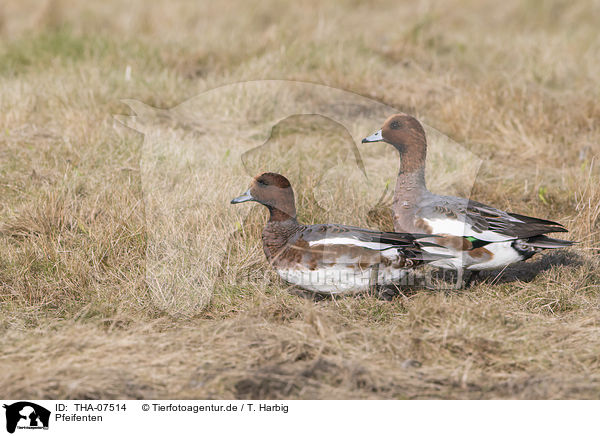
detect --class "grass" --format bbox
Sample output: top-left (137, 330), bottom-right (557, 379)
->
top-left (0, 0), bottom-right (599, 399)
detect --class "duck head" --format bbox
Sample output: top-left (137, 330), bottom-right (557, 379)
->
top-left (362, 114), bottom-right (427, 173)
top-left (231, 172), bottom-right (297, 221)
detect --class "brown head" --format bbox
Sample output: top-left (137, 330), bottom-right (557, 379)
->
top-left (231, 172), bottom-right (297, 222)
top-left (362, 114), bottom-right (427, 173)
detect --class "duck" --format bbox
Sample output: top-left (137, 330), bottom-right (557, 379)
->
top-left (361, 114), bottom-right (574, 285)
top-left (231, 172), bottom-right (452, 295)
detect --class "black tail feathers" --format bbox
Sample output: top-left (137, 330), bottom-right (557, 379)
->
top-left (524, 235), bottom-right (575, 249)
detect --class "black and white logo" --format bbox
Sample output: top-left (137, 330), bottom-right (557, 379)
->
top-left (3, 402), bottom-right (50, 434)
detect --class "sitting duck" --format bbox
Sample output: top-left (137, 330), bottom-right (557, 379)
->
top-left (362, 114), bottom-right (573, 285)
top-left (231, 172), bottom-right (451, 295)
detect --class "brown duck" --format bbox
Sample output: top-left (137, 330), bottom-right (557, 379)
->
top-left (231, 172), bottom-right (451, 295)
top-left (362, 114), bottom-right (573, 283)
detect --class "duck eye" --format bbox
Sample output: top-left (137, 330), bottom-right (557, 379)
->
top-left (390, 121), bottom-right (400, 129)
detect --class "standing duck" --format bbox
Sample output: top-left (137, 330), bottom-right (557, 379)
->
top-left (362, 114), bottom-right (573, 284)
top-left (231, 172), bottom-right (450, 295)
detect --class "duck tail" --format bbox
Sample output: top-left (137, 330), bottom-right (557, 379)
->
top-left (523, 235), bottom-right (575, 249)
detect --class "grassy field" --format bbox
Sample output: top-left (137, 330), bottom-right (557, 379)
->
top-left (1, 0), bottom-right (599, 399)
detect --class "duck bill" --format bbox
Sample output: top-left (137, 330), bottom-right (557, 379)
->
top-left (231, 189), bottom-right (254, 204)
top-left (361, 129), bottom-right (383, 143)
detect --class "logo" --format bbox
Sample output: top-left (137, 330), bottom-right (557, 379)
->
top-left (3, 402), bottom-right (50, 434)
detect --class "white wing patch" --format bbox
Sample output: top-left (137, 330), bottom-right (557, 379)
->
top-left (308, 237), bottom-right (395, 250)
top-left (422, 217), bottom-right (515, 242)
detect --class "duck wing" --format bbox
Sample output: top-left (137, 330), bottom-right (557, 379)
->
top-left (293, 224), bottom-right (450, 263)
top-left (417, 196), bottom-right (568, 242)
top-left (299, 223), bottom-right (434, 248)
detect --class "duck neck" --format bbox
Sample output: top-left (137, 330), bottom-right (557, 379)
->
top-left (393, 155), bottom-right (428, 226)
top-left (267, 205), bottom-right (296, 223)
top-left (395, 166), bottom-right (427, 194)
top-left (262, 210), bottom-right (302, 262)
top-left (393, 136), bottom-right (428, 193)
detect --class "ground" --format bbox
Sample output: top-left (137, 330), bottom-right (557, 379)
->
top-left (0, 0), bottom-right (599, 399)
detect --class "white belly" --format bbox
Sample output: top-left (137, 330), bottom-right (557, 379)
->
top-left (424, 240), bottom-right (523, 271)
top-left (276, 266), bottom-right (411, 295)
top-left (466, 241), bottom-right (523, 270)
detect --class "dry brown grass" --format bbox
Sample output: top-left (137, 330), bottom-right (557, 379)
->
top-left (0, 0), bottom-right (599, 399)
